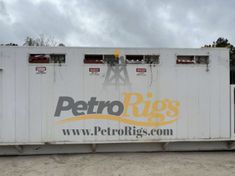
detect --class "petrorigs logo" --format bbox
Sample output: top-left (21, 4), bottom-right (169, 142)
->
top-left (55, 92), bottom-right (180, 127)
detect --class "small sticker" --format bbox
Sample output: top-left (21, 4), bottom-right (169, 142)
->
top-left (89, 68), bottom-right (100, 76)
top-left (89, 68), bottom-right (100, 73)
top-left (136, 68), bottom-right (147, 73)
top-left (36, 66), bottom-right (46, 74)
top-left (136, 68), bottom-right (147, 76)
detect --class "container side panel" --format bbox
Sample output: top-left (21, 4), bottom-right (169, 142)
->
top-left (0, 50), bottom-right (2, 140)
top-left (49, 48), bottom-right (230, 143)
top-left (40, 65), bottom-right (56, 142)
top-left (198, 70), bottom-right (210, 138)
top-left (0, 67), bottom-right (2, 139)
top-left (0, 47), bottom-right (230, 144)
top-left (218, 52), bottom-right (230, 138)
top-left (15, 50), bottom-right (29, 142)
top-left (209, 63), bottom-right (221, 138)
top-left (1, 49), bottom-right (16, 142)
top-left (29, 66), bottom-right (43, 142)
top-left (175, 69), bottom-right (188, 139)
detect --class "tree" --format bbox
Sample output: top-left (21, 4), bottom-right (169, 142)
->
top-left (23, 34), bottom-right (64, 47)
top-left (0, 43), bottom-right (18, 46)
top-left (203, 37), bottom-right (235, 66)
top-left (23, 37), bottom-right (36, 46)
top-left (58, 43), bottom-right (65, 47)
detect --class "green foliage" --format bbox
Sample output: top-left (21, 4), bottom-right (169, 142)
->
top-left (204, 37), bottom-right (235, 66)
top-left (0, 43), bottom-right (18, 46)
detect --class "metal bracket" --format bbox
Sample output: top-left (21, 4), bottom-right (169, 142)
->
top-left (161, 142), bottom-right (169, 151)
top-left (14, 145), bottom-right (24, 153)
top-left (91, 144), bottom-right (97, 153)
top-left (227, 141), bottom-right (235, 149)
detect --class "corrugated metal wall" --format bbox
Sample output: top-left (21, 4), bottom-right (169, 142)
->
top-left (0, 47), bottom-right (231, 144)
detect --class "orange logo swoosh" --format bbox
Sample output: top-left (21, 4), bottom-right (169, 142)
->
top-left (56, 114), bottom-right (178, 127)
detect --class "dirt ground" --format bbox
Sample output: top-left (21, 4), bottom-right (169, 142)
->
top-left (0, 152), bottom-right (235, 176)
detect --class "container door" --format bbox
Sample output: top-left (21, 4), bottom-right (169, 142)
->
top-left (231, 85), bottom-right (235, 139)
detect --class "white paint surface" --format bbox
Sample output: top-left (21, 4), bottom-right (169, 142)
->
top-left (0, 46), bottom-right (231, 144)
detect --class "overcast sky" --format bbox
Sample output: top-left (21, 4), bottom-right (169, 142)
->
top-left (0, 0), bottom-right (234, 47)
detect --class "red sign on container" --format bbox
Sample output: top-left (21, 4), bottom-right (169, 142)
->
top-left (89, 68), bottom-right (100, 73)
top-left (136, 68), bottom-right (147, 73)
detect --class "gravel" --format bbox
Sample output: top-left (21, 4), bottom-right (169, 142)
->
top-left (0, 152), bottom-right (235, 176)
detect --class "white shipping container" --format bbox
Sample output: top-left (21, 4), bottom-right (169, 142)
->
top-left (0, 46), bottom-right (233, 154)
